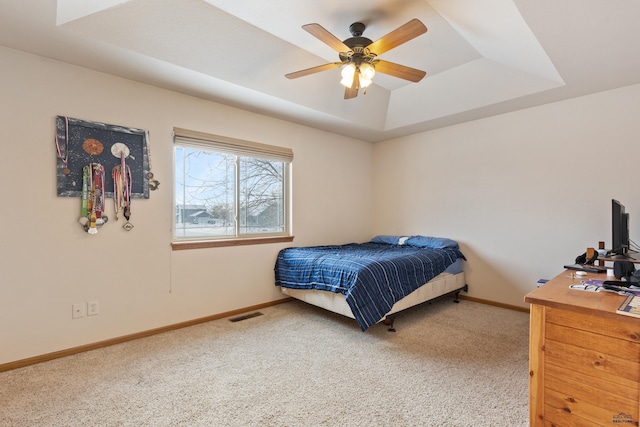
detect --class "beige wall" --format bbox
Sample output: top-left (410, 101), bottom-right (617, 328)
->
top-left (0, 47), bottom-right (373, 364)
top-left (3, 42), bottom-right (640, 366)
top-left (373, 83), bottom-right (640, 307)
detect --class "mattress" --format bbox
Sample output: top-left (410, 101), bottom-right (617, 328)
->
top-left (280, 270), bottom-right (466, 323)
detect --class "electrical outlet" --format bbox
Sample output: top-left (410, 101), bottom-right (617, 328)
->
top-left (72, 303), bottom-right (85, 319)
top-left (87, 301), bottom-right (99, 316)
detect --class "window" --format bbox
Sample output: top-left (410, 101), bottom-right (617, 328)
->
top-left (173, 128), bottom-right (293, 249)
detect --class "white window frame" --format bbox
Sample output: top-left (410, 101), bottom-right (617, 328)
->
top-left (172, 128), bottom-right (293, 250)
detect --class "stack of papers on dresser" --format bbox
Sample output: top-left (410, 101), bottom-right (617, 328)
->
top-left (570, 279), bottom-right (640, 296)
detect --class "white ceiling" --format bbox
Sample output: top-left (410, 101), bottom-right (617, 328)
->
top-left (2, 0), bottom-right (640, 142)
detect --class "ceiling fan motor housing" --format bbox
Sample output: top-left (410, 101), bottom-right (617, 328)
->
top-left (345, 22), bottom-right (372, 50)
top-left (341, 22), bottom-right (376, 66)
top-left (344, 36), bottom-right (373, 50)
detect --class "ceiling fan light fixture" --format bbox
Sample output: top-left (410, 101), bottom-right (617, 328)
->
top-left (340, 63), bottom-right (356, 87)
top-left (359, 62), bottom-right (375, 89)
top-left (359, 74), bottom-right (373, 89)
top-left (340, 62), bottom-right (375, 89)
top-left (360, 62), bottom-right (375, 79)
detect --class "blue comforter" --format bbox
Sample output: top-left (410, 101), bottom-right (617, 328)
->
top-left (274, 242), bottom-right (465, 331)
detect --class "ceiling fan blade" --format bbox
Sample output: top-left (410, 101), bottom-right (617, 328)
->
top-left (366, 19), bottom-right (427, 56)
top-left (374, 60), bottom-right (426, 82)
top-left (344, 72), bottom-right (359, 99)
top-left (302, 23), bottom-right (351, 52)
top-left (285, 62), bottom-right (341, 79)
top-left (344, 86), bottom-right (358, 99)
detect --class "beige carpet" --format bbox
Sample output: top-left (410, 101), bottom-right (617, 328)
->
top-left (0, 298), bottom-right (530, 426)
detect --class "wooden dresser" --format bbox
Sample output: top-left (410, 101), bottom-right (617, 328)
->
top-left (525, 271), bottom-right (640, 426)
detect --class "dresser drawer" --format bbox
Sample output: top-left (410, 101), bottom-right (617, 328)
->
top-left (542, 308), bottom-right (640, 426)
top-left (546, 306), bottom-right (640, 344)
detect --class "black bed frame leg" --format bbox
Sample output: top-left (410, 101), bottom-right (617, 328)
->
top-left (453, 284), bottom-right (470, 303)
top-left (382, 315), bottom-right (396, 332)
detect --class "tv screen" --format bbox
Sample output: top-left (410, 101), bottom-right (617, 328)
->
top-left (612, 199), bottom-right (629, 255)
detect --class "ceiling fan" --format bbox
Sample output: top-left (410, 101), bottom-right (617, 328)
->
top-left (285, 19), bottom-right (428, 99)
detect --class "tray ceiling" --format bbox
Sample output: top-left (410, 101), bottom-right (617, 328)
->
top-left (2, 0), bottom-right (640, 142)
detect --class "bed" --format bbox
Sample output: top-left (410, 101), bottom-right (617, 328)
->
top-left (274, 235), bottom-right (467, 331)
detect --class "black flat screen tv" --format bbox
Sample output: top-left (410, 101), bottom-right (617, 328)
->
top-left (612, 199), bottom-right (629, 255)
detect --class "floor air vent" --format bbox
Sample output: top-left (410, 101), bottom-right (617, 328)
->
top-left (229, 312), bottom-right (263, 322)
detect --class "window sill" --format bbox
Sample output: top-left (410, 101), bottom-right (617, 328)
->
top-left (171, 235), bottom-right (294, 250)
